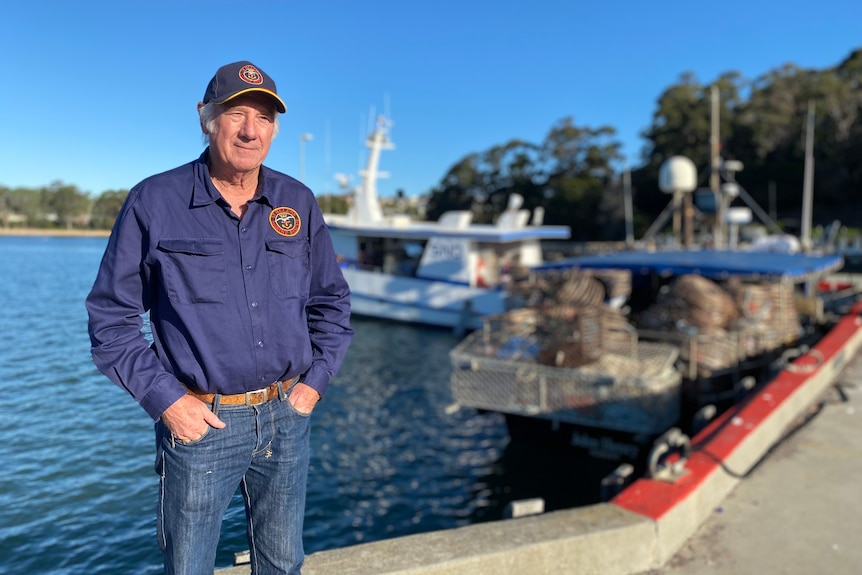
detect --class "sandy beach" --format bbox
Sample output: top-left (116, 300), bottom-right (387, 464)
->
top-left (0, 227), bottom-right (110, 238)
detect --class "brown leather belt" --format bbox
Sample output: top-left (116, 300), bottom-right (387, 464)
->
top-left (187, 377), bottom-right (298, 406)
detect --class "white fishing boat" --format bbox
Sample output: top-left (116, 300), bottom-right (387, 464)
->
top-left (323, 116), bottom-right (571, 331)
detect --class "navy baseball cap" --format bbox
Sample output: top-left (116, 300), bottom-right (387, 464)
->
top-left (202, 61), bottom-right (287, 113)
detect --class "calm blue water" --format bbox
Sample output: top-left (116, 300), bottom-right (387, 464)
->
top-left (0, 235), bottom-right (605, 575)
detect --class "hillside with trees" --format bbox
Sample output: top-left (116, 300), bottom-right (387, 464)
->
top-left (427, 47), bottom-right (862, 240)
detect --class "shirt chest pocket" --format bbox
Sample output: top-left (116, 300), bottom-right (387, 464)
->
top-left (157, 238), bottom-right (227, 304)
top-left (266, 239), bottom-right (310, 299)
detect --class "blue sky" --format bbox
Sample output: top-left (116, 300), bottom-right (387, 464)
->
top-left (1, 1), bottom-right (859, 198)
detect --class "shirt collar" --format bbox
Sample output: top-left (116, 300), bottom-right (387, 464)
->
top-left (191, 148), bottom-right (274, 208)
top-left (191, 149), bottom-right (221, 208)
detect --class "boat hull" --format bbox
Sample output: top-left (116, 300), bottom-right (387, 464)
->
top-left (343, 268), bottom-right (507, 330)
top-left (503, 412), bottom-right (656, 466)
top-left (497, 349), bottom-right (783, 475)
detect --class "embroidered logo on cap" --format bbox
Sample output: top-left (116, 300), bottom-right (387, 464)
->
top-left (238, 65), bottom-right (265, 86)
top-left (270, 207), bottom-right (301, 237)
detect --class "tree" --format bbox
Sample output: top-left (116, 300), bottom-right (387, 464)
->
top-left (316, 193), bottom-right (349, 214)
top-left (46, 181), bottom-right (91, 229)
top-left (726, 55), bottom-right (861, 223)
top-left (425, 154), bottom-right (485, 221)
top-left (541, 117), bottom-right (622, 239)
top-left (819, 49), bottom-right (862, 208)
top-left (4, 187), bottom-right (41, 226)
top-left (425, 118), bottom-right (623, 239)
top-left (90, 189), bottom-right (129, 229)
top-left (0, 186), bottom-right (9, 226)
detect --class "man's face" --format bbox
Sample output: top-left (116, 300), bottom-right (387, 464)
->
top-left (208, 93), bottom-right (277, 177)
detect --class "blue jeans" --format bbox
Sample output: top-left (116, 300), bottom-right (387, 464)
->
top-left (155, 391), bottom-right (311, 575)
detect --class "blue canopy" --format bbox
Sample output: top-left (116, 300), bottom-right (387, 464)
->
top-left (538, 249), bottom-right (844, 282)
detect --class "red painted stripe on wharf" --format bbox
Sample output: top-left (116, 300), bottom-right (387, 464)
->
top-left (611, 302), bottom-right (862, 521)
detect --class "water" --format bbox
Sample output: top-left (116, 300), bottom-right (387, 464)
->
top-left (0, 236), bottom-right (604, 575)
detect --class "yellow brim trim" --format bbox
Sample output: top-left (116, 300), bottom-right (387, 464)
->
top-left (216, 88), bottom-right (287, 113)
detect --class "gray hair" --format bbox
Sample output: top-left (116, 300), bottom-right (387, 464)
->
top-left (198, 101), bottom-right (280, 145)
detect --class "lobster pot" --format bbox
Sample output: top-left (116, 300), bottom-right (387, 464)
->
top-left (592, 268), bottom-right (632, 304)
top-left (729, 280), bottom-right (801, 352)
top-left (600, 305), bottom-right (637, 356)
top-left (475, 305), bottom-right (637, 364)
top-left (450, 331), bottom-right (682, 435)
top-left (536, 305), bottom-right (604, 368)
top-left (506, 268), bottom-right (606, 309)
top-left (639, 274), bottom-right (738, 330)
top-left (553, 271), bottom-right (606, 306)
top-left (674, 328), bottom-right (744, 378)
top-left (485, 308), bottom-right (540, 338)
top-left (473, 309), bottom-right (542, 361)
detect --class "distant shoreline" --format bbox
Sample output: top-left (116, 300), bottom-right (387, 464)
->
top-left (0, 227), bottom-right (110, 238)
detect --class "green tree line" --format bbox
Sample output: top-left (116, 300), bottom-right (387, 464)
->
top-left (427, 47), bottom-right (862, 240)
top-left (2, 48), bottom-right (860, 237)
top-left (0, 181), bottom-right (128, 230)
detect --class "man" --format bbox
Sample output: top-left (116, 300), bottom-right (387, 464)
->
top-left (86, 61), bottom-right (354, 575)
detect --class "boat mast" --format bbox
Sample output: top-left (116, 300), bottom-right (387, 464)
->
top-left (349, 115), bottom-right (394, 224)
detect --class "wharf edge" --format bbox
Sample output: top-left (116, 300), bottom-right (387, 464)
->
top-left (217, 302), bottom-right (862, 575)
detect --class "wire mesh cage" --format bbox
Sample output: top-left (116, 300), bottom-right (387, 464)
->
top-left (450, 327), bottom-right (681, 435)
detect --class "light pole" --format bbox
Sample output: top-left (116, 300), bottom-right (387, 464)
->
top-left (299, 133), bottom-right (313, 182)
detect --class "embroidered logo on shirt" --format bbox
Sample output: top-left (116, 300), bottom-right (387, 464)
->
top-left (269, 207), bottom-right (301, 237)
top-left (239, 65), bottom-right (264, 85)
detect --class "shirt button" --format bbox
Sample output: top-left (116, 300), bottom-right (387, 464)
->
top-left (241, 227), bottom-right (248, 233)
top-left (257, 341), bottom-right (264, 347)
top-left (246, 264), bottom-right (253, 270)
top-left (251, 301), bottom-right (259, 308)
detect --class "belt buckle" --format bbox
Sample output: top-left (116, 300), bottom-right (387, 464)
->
top-left (245, 388), bottom-right (267, 405)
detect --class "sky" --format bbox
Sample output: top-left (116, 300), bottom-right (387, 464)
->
top-left (1, 1), bottom-right (859, 199)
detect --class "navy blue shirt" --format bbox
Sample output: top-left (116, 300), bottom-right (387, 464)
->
top-left (86, 151), bottom-right (354, 420)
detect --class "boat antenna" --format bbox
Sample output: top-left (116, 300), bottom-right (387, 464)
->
top-left (324, 118), bottom-right (331, 195)
top-left (801, 100), bottom-right (815, 253)
top-left (366, 106), bottom-right (376, 140)
top-left (710, 85), bottom-right (722, 247)
top-left (383, 92), bottom-right (392, 125)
